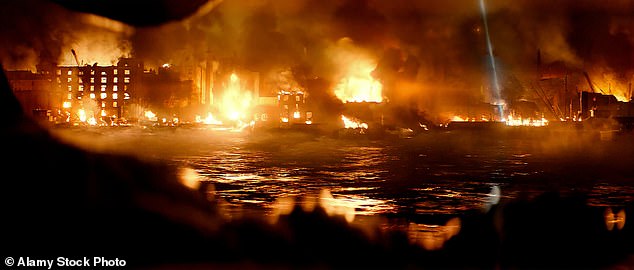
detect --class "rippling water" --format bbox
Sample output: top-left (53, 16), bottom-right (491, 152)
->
top-left (52, 126), bottom-right (634, 228)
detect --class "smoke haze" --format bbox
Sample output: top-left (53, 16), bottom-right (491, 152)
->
top-left (3, 0), bottom-right (634, 117)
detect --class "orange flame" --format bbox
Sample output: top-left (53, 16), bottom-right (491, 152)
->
top-left (341, 115), bottom-right (368, 129)
top-left (330, 39), bottom-right (383, 103)
top-left (217, 73), bottom-right (253, 123)
top-left (504, 115), bottom-right (549, 127)
top-left (334, 58), bottom-right (383, 103)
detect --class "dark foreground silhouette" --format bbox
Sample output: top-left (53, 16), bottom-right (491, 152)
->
top-left (2, 1), bottom-right (633, 269)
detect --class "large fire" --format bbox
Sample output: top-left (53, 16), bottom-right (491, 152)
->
top-left (217, 73), bottom-right (253, 124)
top-left (331, 40), bottom-right (383, 103)
top-left (334, 59), bottom-right (383, 103)
top-left (449, 114), bottom-right (549, 127)
top-left (199, 113), bottom-right (222, 125)
top-left (587, 77), bottom-right (632, 102)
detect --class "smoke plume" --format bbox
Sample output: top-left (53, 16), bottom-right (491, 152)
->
top-left (3, 0), bottom-right (634, 120)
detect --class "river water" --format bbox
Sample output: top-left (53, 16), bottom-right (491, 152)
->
top-left (47, 125), bottom-right (634, 267)
top-left (51, 126), bottom-right (634, 224)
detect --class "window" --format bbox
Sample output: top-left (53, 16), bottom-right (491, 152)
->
top-left (112, 93), bottom-right (118, 99)
top-left (283, 95), bottom-right (288, 101)
top-left (90, 85), bottom-right (95, 91)
top-left (101, 71), bottom-right (107, 76)
top-left (101, 77), bottom-right (107, 83)
top-left (67, 85), bottom-right (72, 91)
top-left (124, 69), bottom-right (130, 75)
top-left (67, 77), bottom-right (72, 83)
top-left (67, 70), bottom-right (72, 76)
top-left (113, 102), bottom-right (118, 108)
top-left (101, 101), bottom-right (106, 108)
top-left (79, 71), bottom-right (84, 76)
top-left (100, 93), bottom-right (107, 99)
top-left (90, 78), bottom-right (95, 83)
top-left (296, 96), bottom-right (300, 102)
top-left (90, 70), bottom-right (95, 75)
top-left (90, 93), bottom-right (95, 99)
top-left (113, 85), bottom-right (118, 91)
top-left (114, 69), bottom-right (118, 75)
top-left (78, 78), bottom-right (83, 84)
top-left (114, 77), bottom-right (118, 83)
top-left (56, 78), bottom-right (61, 83)
top-left (56, 70), bottom-right (61, 75)
top-left (79, 85), bottom-right (84, 91)
top-left (67, 93), bottom-right (72, 99)
top-left (124, 77), bottom-right (130, 83)
top-left (124, 85), bottom-right (128, 91)
top-left (100, 85), bottom-right (106, 92)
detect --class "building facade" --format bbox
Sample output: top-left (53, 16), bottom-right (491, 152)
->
top-left (50, 58), bottom-right (142, 125)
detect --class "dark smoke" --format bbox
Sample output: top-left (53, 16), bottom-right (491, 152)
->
top-left (0, 0), bottom-right (131, 70)
top-left (3, 0), bottom-right (634, 119)
top-left (0, 0), bottom-right (75, 69)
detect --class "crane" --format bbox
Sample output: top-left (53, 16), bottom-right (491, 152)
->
top-left (71, 49), bottom-right (81, 66)
top-left (583, 71), bottom-right (605, 94)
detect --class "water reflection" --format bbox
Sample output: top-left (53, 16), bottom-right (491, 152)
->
top-left (408, 217), bottom-right (461, 251)
top-left (50, 127), bottom-right (634, 266)
top-left (604, 208), bottom-right (626, 231)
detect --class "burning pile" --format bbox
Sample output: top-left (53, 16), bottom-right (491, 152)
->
top-left (193, 72), bottom-right (254, 130)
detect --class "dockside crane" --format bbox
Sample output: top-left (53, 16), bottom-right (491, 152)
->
top-left (71, 49), bottom-right (81, 67)
top-left (583, 71), bottom-right (605, 94)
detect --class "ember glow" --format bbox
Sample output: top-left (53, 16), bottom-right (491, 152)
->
top-left (144, 111), bottom-right (157, 121)
top-left (449, 115), bottom-right (490, 122)
top-left (504, 115), bottom-right (549, 127)
top-left (199, 113), bottom-right (222, 125)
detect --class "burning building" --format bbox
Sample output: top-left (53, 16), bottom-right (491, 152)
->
top-left (277, 90), bottom-right (312, 126)
top-left (252, 74), bottom-right (315, 131)
top-left (39, 57), bottom-right (141, 126)
top-left (137, 64), bottom-right (197, 124)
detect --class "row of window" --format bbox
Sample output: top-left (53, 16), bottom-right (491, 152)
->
top-left (61, 84), bottom-right (129, 91)
top-left (57, 69), bottom-right (131, 76)
top-left (67, 92), bottom-right (123, 100)
top-left (64, 100), bottom-right (120, 108)
top-left (58, 77), bottom-right (130, 84)
top-left (278, 94), bottom-right (304, 102)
